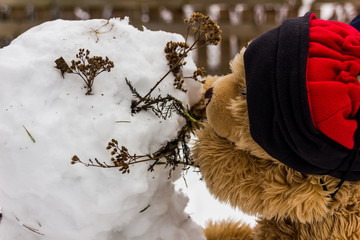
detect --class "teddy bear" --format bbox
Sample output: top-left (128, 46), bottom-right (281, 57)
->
top-left (192, 12), bottom-right (360, 240)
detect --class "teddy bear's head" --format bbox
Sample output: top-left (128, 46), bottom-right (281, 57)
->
top-left (193, 12), bottom-right (360, 226)
top-left (201, 48), bottom-right (272, 161)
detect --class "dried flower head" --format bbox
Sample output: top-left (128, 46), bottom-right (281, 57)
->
top-left (55, 49), bottom-right (114, 95)
top-left (185, 12), bottom-right (222, 46)
top-left (71, 155), bottom-right (80, 165)
top-left (164, 41), bottom-right (189, 76)
top-left (193, 67), bottom-right (206, 82)
top-left (164, 41), bottom-right (190, 91)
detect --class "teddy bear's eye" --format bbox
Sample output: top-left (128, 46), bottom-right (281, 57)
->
top-left (204, 87), bottom-right (213, 106)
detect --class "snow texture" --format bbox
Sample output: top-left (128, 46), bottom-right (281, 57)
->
top-left (0, 18), bottom-right (204, 240)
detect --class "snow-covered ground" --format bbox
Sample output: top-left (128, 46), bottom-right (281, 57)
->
top-left (0, 17), bottom-right (206, 240)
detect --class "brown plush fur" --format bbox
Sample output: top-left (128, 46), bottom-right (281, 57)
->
top-left (193, 48), bottom-right (360, 239)
top-left (204, 220), bottom-right (253, 240)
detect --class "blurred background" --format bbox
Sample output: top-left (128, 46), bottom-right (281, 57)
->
top-left (0, 0), bottom-right (359, 75)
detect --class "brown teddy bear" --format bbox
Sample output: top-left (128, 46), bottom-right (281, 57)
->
top-left (193, 13), bottom-right (360, 240)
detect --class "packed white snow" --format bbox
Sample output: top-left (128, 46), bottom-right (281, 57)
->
top-left (0, 17), bottom-right (205, 240)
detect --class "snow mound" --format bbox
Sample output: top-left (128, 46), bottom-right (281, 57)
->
top-left (0, 18), bottom-right (204, 240)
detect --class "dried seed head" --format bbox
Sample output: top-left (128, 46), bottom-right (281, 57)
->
top-left (185, 12), bottom-right (222, 46)
top-left (57, 48), bottom-right (114, 95)
top-left (71, 155), bottom-right (80, 164)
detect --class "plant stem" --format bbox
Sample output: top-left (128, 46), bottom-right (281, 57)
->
top-left (131, 38), bottom-right (200, 109)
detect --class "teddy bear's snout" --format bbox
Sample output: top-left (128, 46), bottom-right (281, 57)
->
top-left (204, 87), bottom-right (213, 106)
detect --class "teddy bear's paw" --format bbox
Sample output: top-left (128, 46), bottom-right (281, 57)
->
top-left (203, 220), bottom-right (254, 240)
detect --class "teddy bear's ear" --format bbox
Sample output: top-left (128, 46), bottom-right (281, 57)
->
top-left (230, 47), bottom-right (247, 93)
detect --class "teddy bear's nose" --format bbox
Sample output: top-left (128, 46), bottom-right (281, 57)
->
top-left (204, 87), bottom-right (213, 106)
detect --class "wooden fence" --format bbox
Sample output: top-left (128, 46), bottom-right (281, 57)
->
top-left (0, 0), bottom-right (359, 74)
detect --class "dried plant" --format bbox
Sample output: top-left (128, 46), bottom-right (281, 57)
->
top-left (184, 12), bottom-right (222, 46)
top-left (71, 118), bottom-right (196, 174)
top-left (55, 49), bottom-right (114, 95)
top-left (164, 42), bottom-right (207, 92)
top-left (131, 12), bottom-right (221, 110)
top-left (71, 13), bottom-right (221, 175)
top-left (126, 78), bottom-right (185, 119)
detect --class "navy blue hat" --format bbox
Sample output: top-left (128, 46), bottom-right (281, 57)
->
top-left (350, 13), bottom-right (360, 31)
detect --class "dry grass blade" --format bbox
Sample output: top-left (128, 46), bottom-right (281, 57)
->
top-left (14, 214), bottom-right (45, 236)
top-left (23, 125), bottom-right (35, 143)
top-left (22, 224), bottom-right (45, 236)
